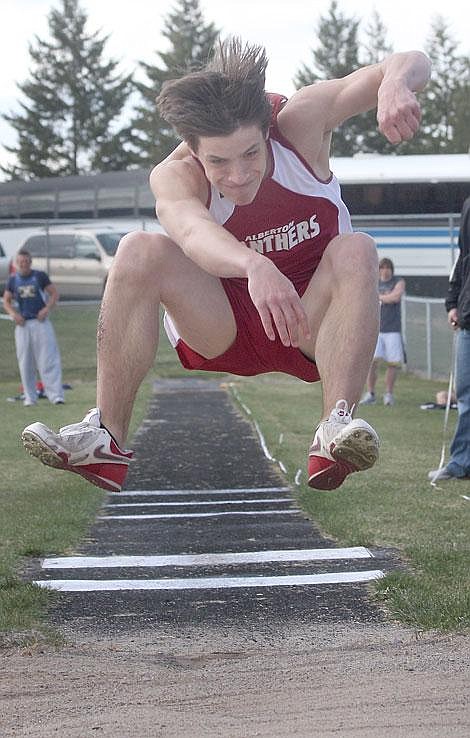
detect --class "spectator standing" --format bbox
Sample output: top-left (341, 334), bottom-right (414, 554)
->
top-left (360, 257), bottom-right (405, 406)
top-left (429, 196), bottom-right (470, 481)
top-left (3, 249), bottom-right (64, 406)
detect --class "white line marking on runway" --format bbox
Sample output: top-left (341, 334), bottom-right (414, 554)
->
top-left (34, 570), bottom-right (385, 592)
top-left (109, 487), bottom-right (291, 496)
top-left (41, 546), bottom-right (373, 569)
top-left (97, 510), bottom-right (301, 520)
top-left (105, 498), bottom-right (293, 508)
top-left (253, 420), bottom-right (276, 461)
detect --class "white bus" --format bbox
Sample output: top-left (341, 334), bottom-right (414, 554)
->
top-left (332, 153), bottom-right (469, 295)
top-left (0, 153), bottom-right (468, 294)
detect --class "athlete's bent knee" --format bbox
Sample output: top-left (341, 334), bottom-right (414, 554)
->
top-left (111, 231), bottom-right (175, 285)
top-left (327, 232), bottom-right (378, 277)
top-left (352, 232), bottom-right (378, 259)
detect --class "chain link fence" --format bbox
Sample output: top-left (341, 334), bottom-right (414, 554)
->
top-left (402, 296), bottom-right (455, 380)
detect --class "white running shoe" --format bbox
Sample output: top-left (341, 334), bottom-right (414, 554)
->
top-left (308, 400), bottom-right (380, 490)
top-left (427, 467), bottom-right (454, 482)
top-left (383, 392), bottom-right (395, 406)
top-left (22, 408), bottom-right (133, 492)
top-left (359, 391), bottom-right (376, 405)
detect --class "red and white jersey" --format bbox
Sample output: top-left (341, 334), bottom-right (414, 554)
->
top-left (206, 98), bottom-right (352, 290)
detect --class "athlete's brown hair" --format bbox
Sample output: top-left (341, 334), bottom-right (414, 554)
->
top-left (156, 37), bottom-right (272, 151)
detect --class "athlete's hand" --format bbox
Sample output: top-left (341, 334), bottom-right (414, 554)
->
top-left (247, 258), bottom-right (311, 347)
top-left (377, 81), bottom-right (421, 144)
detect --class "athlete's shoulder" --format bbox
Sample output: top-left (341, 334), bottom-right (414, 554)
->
top-left (151, 153), bottom-right (200, 182)
top-left (150, 155), bottom-right (206, 201)
top-left (267, 92), bottom-right (288, 120)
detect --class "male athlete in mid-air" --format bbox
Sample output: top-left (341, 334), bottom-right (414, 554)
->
top-left (22, 38), bottom-right (431, 492)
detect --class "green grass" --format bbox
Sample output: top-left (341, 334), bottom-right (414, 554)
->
top-left (0, 305), bottom-right (100, 382)
top-left (0, 304), bottom-right (469, 640)
top-left (0, 306), bottom-right (152, 644)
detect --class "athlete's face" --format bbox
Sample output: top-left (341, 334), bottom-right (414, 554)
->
top-left (194, 125), bottom-right (269, 206)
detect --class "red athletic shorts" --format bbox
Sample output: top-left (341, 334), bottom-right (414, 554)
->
top-left (165, 277), bottom-right (320, 383)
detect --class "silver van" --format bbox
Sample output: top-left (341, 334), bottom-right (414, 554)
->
top-left (0, 242), bottom-right (11, 294)
top-left (18, 227), bottom-right (126, 298)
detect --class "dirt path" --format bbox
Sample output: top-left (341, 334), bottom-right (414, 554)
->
top-left (1, 622), bottom-right (469, 737)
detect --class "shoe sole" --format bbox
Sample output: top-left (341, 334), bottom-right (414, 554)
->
top-left (22, 430), bottom-right (122, 492)
top-left (330, 427), bottom-right (379, 471)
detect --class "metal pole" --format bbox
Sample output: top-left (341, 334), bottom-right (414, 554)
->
top-left (401, 297), bottom-right (407, 372)
top-left (426, 300), bottom-right (432, 379)
top-left (45, 221), bottom-right (50, 274)
top-left (449, 213), bottom-right (457, 271)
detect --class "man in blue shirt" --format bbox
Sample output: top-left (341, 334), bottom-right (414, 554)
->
top-left (3, 249), bottom-right (64, 406)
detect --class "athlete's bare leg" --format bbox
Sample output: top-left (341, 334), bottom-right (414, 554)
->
top-left (96, 231), bottom-right (236, 447)
top-left (298, 232), bottom-right (379, 419)
top-left (366, 360), bottom-right (379, 394)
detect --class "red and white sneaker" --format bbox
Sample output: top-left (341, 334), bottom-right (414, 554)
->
top-left (308, 400), bottom-right (379, 490)
top-left (21, 408), bottom-right (133, 492)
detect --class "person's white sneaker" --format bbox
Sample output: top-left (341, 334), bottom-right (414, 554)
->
top-left (308, 400), bottom-right (380, 490)
top-left (383, 392), bottom-right (395, 406)
top-left (22, 408), bottom-right (133, 492)
top-left (359, 391), bottom-right (376, 405)
top-left (428, 467), bottom-right (455, 482)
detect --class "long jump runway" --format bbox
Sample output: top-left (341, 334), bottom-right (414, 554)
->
top-left (34, 379), bottom-right (397, 632)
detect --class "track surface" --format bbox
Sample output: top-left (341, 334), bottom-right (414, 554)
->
top-left (32, 378), bottom-right (396, 632)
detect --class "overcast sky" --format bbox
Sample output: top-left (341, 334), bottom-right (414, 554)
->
top-left (1, 0), bottom-right (469, 173)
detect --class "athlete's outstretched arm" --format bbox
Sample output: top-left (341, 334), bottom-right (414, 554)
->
top-left (279, 50), bottom-right (431, 161)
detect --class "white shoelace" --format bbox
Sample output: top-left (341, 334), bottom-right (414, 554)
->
top-left (329, 399), bottom-right (354, 425)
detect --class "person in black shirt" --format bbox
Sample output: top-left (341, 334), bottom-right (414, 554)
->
top-left (429, 196), bottom-right (470, 481)
top-left (360, 258), bottom-right (405, 407)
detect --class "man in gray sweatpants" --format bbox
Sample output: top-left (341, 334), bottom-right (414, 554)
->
top-left (3, 249), bottom-right (64, 406)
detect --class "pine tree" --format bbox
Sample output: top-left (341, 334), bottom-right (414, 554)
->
top-left (1, 0), bottom-right (134, 180)
top-left (359, 9), bottom-right (397, 154)
top-left (417, 16), bottom-right (470, 153)
top-left (451, 72), bottom-right (470, 153)
top-left (292, 0), bottom-right (362, 156)
top-left (129, 0), bottom-right (219, 168)
top-left (362, 10), bottom-right (393, 65)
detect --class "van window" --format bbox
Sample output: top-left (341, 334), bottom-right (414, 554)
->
top-left (74, 234), bottom-right (101, 259)
top-left (23, 234), bottom-right (75, 258)
top-left (96, 232), bottom-right (126, 256)
top-left (23, 235), bottom-right (47, 257)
